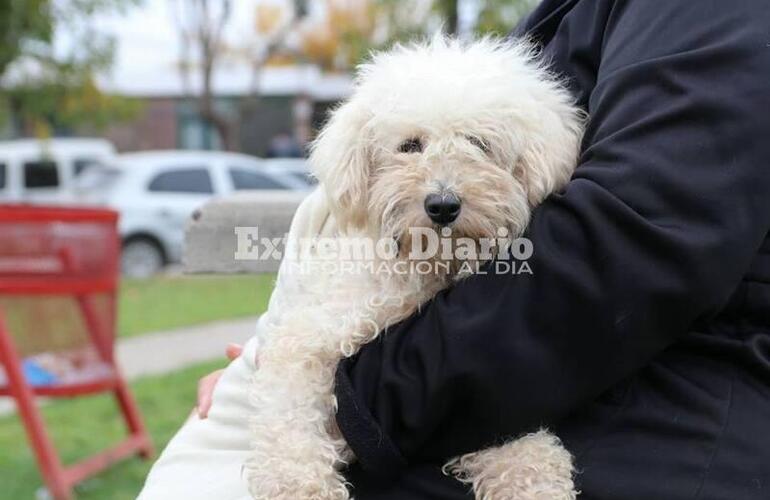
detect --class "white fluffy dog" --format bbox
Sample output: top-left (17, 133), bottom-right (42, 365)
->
top-left (243, 37), bottom-right (585, 500)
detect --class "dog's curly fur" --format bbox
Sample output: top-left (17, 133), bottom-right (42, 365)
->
top-left (243, 36), bottom-right (585, 500)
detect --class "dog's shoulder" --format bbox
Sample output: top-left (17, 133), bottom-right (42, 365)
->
top-left (290, 187), bottom-right (338, 243)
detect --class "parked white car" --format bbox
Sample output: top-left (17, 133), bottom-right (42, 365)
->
top-left (262, 158), bottom-right (317, 187)
top-left (74, 150), bottom-right (311, 278)
top-left (0, 138), bottom-right (116, 203)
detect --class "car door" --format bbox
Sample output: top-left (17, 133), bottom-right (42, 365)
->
top-left (143, 165), bottom-right (215, 261)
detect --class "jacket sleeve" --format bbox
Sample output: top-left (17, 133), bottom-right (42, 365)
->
top-left (334, 0), bottom-right (770, 475)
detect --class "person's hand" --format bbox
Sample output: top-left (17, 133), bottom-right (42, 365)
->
top-left (196, 343), bottom-right (244, 419)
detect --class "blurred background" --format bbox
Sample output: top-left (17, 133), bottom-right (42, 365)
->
top-left (0, 1), bottom-right (536, 498)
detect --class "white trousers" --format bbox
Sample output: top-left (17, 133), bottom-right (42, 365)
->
top-left (137, 334), bottom-right (261, 500)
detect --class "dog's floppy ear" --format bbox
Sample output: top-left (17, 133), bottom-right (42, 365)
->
top-left (310, 99), bottom-right (371, 231)
top-left (516, 92), bottom-right (585, 206)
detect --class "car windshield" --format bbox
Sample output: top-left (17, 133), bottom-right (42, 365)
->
top-left (74, 158), bottom-right (106, 176)
top-left (288, 170), bottom-right (317, 186)
top-left (262, 159), bottom-right (315, 187)
top-left (73, 165), bottom-right (123, 192)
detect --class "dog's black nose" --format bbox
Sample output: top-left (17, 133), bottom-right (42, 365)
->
top-left (424, 192), bottom-right (461, 224)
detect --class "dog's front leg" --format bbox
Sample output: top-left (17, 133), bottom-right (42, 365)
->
top-left (245, 364), bottom-right (349, 500)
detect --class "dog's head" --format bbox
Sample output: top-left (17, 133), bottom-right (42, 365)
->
top-left (311, 37), bottom-right (584, 259)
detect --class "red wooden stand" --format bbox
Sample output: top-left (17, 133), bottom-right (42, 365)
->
top-left (0, 206), bottom-right (153, 500)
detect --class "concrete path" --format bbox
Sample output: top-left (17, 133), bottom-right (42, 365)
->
top-left (0, 316), bottom-right (260, 416)
top-left (116, 315), bottom-right (259, 379)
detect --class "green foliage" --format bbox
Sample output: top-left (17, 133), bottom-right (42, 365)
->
top-left (0, 273), bottom-right (277, 496)
top-left (0, 359), bottom-right (225, 499)
top-left (0, 0), bottom-right (140, 137)
top-left (475, 0), bottom-right (536, 36)
top-left (376, 0), bottom-right (535, 51)
top-left (4, 72), bottom-right (141, 136)
top-left (433, 0), bottom-right (459, 34)
top-left (298, 0), bottom-right (537, 73)
top-left (431, 0), bottom-right (535, 36)
top-left (0, 0), bottom-right (53, 77)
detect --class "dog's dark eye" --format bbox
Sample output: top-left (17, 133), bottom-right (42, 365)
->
top-left (398, 138), bottom-right (423, 154)
top-left (468, 136), bottom-right (491, 154)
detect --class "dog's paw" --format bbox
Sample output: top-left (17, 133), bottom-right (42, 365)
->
top-left (444, 429), bottom-right (576, 500)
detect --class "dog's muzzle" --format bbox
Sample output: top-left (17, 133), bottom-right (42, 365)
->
top-left (424, 192), bottom-right (461, 225)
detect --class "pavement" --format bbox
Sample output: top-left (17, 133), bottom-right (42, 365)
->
top-left (116, 315), bottom-right (258, 379)
top-left (0, 315), bottom-right (260, 416)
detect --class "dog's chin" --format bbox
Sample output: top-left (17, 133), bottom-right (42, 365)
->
top-left (390, 220), bottom-right (500, 271)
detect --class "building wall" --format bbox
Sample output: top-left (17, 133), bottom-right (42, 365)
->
top-left (239, 96), bottom-right (296, 157)
top-left (102, 95), bottom-right (341, 156)
top-left (104, 98), bottom-right (178, 152)
top-left (312, 100), bottom-right (336, 132)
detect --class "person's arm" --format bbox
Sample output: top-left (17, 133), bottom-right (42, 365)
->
top-left (197, 343), bottom-right (243, 418)
top-left (335, 0), bottom-right (770, 476)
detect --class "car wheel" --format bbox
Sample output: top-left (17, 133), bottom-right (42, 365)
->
top-left (122, 238), bottom-right (164, 278)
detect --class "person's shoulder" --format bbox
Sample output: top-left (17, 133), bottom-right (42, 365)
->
top-left (617, 0), bottom-right (770, 28)
top-left (602, 0), bottom-right (770, 71)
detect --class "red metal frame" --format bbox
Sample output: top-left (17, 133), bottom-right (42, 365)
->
top-left (0, 204), bottom-right (119, 223)
top-left (0, 205), bottom-right (153, 500)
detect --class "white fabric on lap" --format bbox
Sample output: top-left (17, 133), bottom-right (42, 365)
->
top-left (137, 334), bottom-right (261, 500)
top-left (138, 189), bottom-right (335, 499)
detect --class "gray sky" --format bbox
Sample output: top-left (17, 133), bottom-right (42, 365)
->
top-left (92, 0), bottom-right (289, 89)
top-left (77, 0), bottom-right (475, 93)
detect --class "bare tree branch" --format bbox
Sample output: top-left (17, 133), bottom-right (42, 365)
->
top-left (170, 0), bottom-right (305, 151)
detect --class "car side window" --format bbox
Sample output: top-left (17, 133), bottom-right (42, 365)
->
top-left (0, 163), bottom-right (5, 189)
top-left (229, 168), bottom-right (288, 190)
top-left (148, 168), bottom-right (213, 194)
top-left (24, 160), bottom-right (60, 189)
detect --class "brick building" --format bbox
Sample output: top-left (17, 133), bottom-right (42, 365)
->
top-left (101, 65), bottom-right (352, 156)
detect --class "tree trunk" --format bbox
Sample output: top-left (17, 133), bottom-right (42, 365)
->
top-left (199, 55), bottom-right (239, 151)
top-left (441, 0), bottom-right (459, 35)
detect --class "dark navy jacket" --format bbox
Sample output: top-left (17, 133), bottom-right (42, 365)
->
top-left (335, 1), bottom-right (770, 498)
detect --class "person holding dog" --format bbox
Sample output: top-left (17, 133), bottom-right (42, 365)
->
top-left (193, 0), bottom-right (770, 498)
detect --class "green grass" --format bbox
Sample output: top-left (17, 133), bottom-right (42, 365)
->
top-left (118, 274), bottom-right (275, 338)
top-left (0, 360), bottom-right (225, 500)
top-left (0, 275), bottom-right (275, 496)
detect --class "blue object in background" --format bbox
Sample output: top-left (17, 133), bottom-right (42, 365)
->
top-left (22, 359), bottom-right (57, 386)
